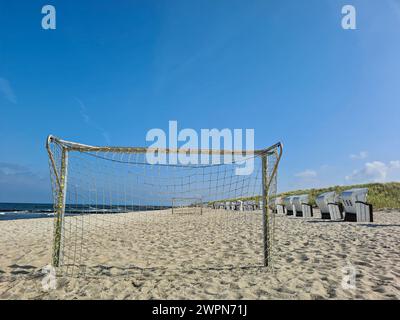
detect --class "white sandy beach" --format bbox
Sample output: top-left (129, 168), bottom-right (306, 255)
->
top-left (0, 209), bottom-right (399, 299)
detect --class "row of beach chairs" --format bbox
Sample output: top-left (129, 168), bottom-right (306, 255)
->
top-left (210, 200), bottom-right (262, 211)
top-left (275, 188), bottom-right (373, 223)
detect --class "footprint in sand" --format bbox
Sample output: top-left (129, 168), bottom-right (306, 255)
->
top-left (286, 257), bottom-right (294, 263)
top-left (8, 264), bottom-right (36, 270)
top-left (297, 253), bottom-right (309, 261)
top-left (10, 269), bottom-right (31, 275)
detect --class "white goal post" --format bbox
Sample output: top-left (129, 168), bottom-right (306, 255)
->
top-left (46, 135), bottom-right (282, 275)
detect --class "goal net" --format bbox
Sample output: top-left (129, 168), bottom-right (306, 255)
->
top-left (46, 135), bottom-right (282, 276)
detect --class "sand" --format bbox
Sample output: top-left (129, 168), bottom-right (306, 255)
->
top-left (0, 209), bottom-right (399, 299)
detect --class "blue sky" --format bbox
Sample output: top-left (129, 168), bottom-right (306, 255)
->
top-left (1, 0), bottom-right (400, 202)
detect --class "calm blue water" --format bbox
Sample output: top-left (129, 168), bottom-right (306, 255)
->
top-left (0, 203), bottom-right (169, 221)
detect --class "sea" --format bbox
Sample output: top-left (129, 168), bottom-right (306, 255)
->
top-left (0, 203), bottom-right (169, 221)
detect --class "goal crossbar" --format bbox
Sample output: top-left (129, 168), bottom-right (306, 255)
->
top-left (47, 135), bottom-right (280, 156)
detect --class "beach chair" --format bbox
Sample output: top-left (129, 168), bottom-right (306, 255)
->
top-left (291, 196), bottom-right (302, 217)
top-left (275, 196), bottom-right (285, 214)
top-left (302, 204), bottom-right (313, 218)
top-left (355, 201), bottom-right (373, 222)
top-left (328, 202), bottom-right (343, 220)
top-left (276, 204), bottom-right (285, 214)
top-left (299, 194), bottom-right (313, 218)
top-left (315, 191), bottom-right (337, 219)
top-left (231, 201), bottom-right (237, 210)
top-left (273, 197), bottom-right (285, 214)
top-left (341, 188), bottom-right (373, 222)
top-left (292, 194), bottom-right (310, 217)
top-left (244, 200), bottom-right (251, 211)
top-left (283, 196), bottom-right (295, 216)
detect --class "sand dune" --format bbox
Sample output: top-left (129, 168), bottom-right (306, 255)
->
top-left (0, 209), bottom-right (399, 299)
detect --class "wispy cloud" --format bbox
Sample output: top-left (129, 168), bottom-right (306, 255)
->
top-left (295, 169), bottom-right (317, 178)
top-left (78, 99), bottom-right (90, 124)
top-left (349, 151), bottom-right (368, 160)
top-left (291, 169), bottom-right (320, 190)
top-left (345, 160), bottom-right (400, 183)
top-left (76, 98), bottom-right (111, 144)
top-left (390, 160), bottom-right (400, 169)
top-left (0, 162), bottom-right (30, 176)
top-left (0, 77), bottom-right (17, 104)
top-left (389, 0), bottom-right (400, 18)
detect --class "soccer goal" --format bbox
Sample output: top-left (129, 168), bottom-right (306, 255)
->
top-left (46, 135), bottom-right (282, 276)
